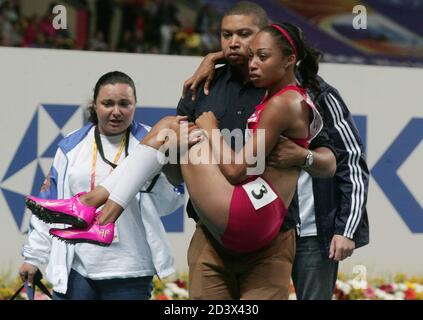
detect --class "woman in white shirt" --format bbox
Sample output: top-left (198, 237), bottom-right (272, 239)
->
top-left (18, 71), bottom-right (184, 299)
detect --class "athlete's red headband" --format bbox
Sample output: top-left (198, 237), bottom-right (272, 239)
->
top-left (271, 24), bottom-right (298, 58)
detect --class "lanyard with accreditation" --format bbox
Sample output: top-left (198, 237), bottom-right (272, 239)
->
top-left (91, 126), bottom-right (160, 192)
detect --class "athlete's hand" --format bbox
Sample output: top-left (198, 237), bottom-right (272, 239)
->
top-left (195, 111), bottom-right (218, 132)
top-left (329, 235), bottom-right (355, 261)
top-left (18, 263), bottom-right (39, 288)
top-left (266, 137), bottom-right (308, 169)
top-left (182, 52), bottom-right (220, 101)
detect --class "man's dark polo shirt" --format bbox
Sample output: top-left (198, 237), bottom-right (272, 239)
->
top-left (177, 64), bottom-right (265, 140)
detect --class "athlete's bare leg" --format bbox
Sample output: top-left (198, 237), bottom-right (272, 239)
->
top-left (180, 137), bottom-right (234, 238)
top-left (78, 116), bottom-right (193, 225)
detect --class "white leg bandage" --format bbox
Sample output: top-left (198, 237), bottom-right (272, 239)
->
top-left (100, 144), bottom-right (165, 209)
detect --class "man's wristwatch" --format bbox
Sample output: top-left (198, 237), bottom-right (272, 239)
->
top-left (301, 150), bottom-right (314, 168)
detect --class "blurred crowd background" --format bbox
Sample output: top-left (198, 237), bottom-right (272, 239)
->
top-left (0, 0), bottom-right (221, 55)
top-left (1, 0), bottom-right (422, 66)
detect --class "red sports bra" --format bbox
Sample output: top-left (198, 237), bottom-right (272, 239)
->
top-left (246, 85), bottom-right (322, 148)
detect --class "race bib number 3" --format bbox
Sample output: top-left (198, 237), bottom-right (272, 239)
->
top-left (242, 177), bottom-right (278, 211)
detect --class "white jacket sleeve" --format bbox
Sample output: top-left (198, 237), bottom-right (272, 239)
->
top-left (21, 148), bottom-right (67, 268)
top-left (22, 215), bottom-right (53, 268)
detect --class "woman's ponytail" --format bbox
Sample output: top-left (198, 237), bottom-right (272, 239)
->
top-left (297, 45), bottom-right (321, 96)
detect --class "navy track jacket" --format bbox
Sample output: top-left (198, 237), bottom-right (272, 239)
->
top-left (296, 76), bottom-right (370, 255)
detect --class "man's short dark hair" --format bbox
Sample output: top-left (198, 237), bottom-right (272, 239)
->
top-left (223, 1), bottom-right (269, 29)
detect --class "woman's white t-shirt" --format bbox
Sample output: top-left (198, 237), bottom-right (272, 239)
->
top-left (68, 131), bottom-right (155, 280)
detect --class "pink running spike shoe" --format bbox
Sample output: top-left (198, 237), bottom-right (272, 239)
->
top-left (25, 192), bottom-right (96, 229)
top-left (49, 213), bottom-right (114, 246)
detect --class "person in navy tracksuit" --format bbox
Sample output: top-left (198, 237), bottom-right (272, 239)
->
top-left (269, 75), bottom-right (370, 299)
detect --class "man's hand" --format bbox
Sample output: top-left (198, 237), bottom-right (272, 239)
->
top-left (195, 111), bottom-right (219, 132)
top-left (266, 137), bottom-right (307, 169)
top-left (267, 137), bottom-right (336, 177)
top-left (18, 262), bottom-right (39, 288)
top-left (167, 118), bottom-right (202, 151)
top-left (182, 51), bottom-right (223, 100)
top-left (329, 235), bottom-right (355, 261)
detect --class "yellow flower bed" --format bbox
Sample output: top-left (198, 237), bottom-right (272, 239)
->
top-left (2, 272), bottom-right (423, 300)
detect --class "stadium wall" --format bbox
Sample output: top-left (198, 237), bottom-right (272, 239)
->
top-left (0, 47), bottom-right (422, 279)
